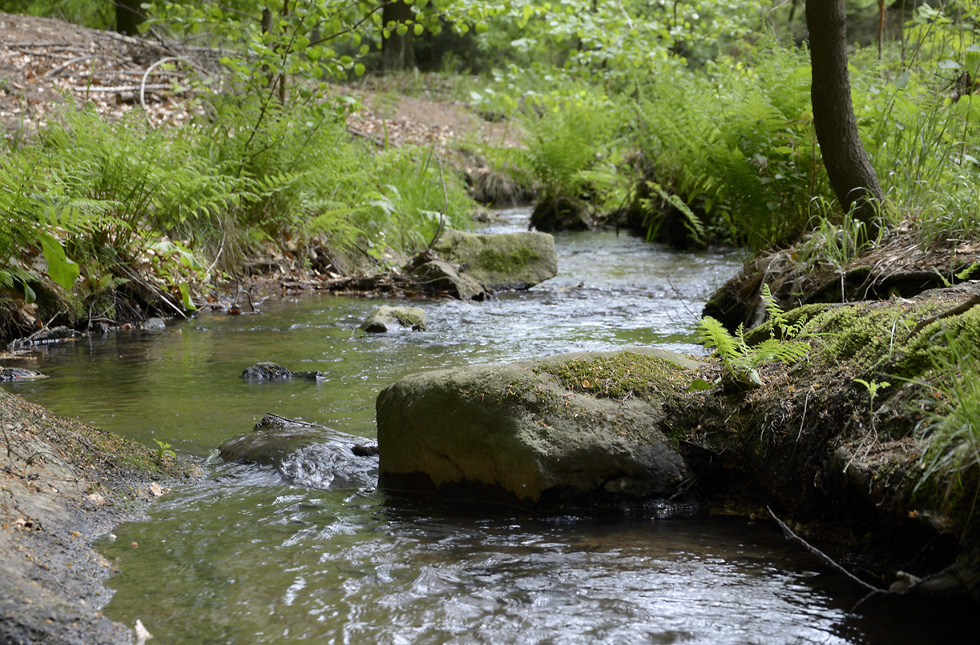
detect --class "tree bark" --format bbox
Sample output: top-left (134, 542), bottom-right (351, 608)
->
top-left (806, 0), bottom-right (884, 238)
top-left (381, 1), bottom-right (416, 72)
top-left (115, 0), bottom-right (145, 36)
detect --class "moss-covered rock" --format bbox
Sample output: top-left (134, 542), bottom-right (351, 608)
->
top-left (376, 348), bottom-right (697, 510)
top-left (431, 228), bottom-right (558, 291)
top-left (360, 305), bottom-right (427, 333)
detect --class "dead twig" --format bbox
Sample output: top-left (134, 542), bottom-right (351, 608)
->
top-left (767, 506), bottom-right (890, 594)
top-left (42, 54), bottom-right (104, 78)
top-left (907, 294), bottom-right (980, 340)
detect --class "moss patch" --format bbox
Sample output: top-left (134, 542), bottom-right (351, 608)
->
top-left (393, 308), bottom-right (426, 330)
top-left (477, 247), bottom-right (539, 274)
top-left (534, 351), bottom-right (689, 400)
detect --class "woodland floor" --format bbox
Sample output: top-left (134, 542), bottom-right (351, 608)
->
top-left (0, 11), bottom-right (518, 147)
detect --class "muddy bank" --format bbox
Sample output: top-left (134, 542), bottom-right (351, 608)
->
top-left (0, 388), bottom-right (197, 644)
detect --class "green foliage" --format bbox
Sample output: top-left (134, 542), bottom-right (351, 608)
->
top-left (634, 41), bottom-right (827, 249)
top-left (797, 213), bottom-right (882, 276)
top-left (916, 338), bottom-right (980, 529)
top-left (698, 284), bottom-right (811, 386)
top-left (641, 181), bottom-right (706, 245)
top-left (3, 0), bottom-right (113, 29)
top-left (0, 97), bottom-right (475, 316)
top-left (154, 439), bottom-right (177, 462)
top-left (516, 90), bottom-right (631, 209)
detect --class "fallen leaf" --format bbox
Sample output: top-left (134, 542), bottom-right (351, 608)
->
top-left (135, 619), bottom-right (153, 644)
top-left (148, 483), bottom-right (169, 497)
top-left (86, 492), bottom-right (105, 505)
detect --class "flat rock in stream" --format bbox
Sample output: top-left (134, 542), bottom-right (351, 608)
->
top-left (360, 306), bottom-right (427, 333)
top-left (218, 414), bottom-right (378, 489)
top-left (430, 228), bottom-right (558, 291)
top-left (376, 348), bottom-right (698, 509)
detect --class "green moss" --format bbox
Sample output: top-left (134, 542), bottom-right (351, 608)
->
top-left (534, 352), bottom-right (687, 399)
top-left (393, 309), bottom-right (426, 330)
top-left (897, 307), bottom-right (980, 377)
top-left (477, 247), bottom-right (540, 273)
top-left (803, 301), bottom-right (936, 373)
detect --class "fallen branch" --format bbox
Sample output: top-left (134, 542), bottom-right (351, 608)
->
top-left (42, 54), bottom-right (104, 78)
top-left (767, 506), bottom-right (890, 594)
top-left (67, 83), bottom-right (183, 93)
top-left (908, 294), bottom-right (980, 340)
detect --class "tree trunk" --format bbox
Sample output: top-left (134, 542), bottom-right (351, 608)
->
top-left (806, 0), bottom-right (884, 238)
top-left (115, 0), bottom-right (145, 36)
top-left (381, 1), bottom-right (416, 72)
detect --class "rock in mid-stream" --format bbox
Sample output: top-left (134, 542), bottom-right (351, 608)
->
top-left (240, 362), bottom-right (327, 381)
top-left (376, 348), bottom-right (697, 510)
top-left (360, 306), bottom-right (427, 333)
top-left (430, 228), bottom-right (558, 291)
top-left (218, 414), bottom-right (378, 489)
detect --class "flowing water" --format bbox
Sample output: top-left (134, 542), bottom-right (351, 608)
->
top-left (3, 210), bottom-right (974, 643)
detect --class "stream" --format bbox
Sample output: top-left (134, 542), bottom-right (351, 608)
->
top-left (3, 209), bottom-right (974, 643)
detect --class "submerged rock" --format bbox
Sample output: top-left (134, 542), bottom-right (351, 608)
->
top-left (240, 362), bottom-right (326, 381)
top-left (410, 260), bottom-right (488, 300)
top-left (431, 228), bottom-right (558, 291)
top-left (360, 305), bottom-right (427, 333)
top-left (219, 414), bottom-right (378, 489)
top-left (0, 366), bottom-right (48, 381)
top-left (376, 348), bottom-right (697, 509)
top-left (143, 317), bottom-right (166, 331)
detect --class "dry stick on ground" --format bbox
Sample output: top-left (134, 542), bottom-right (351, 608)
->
top-left (908, 294), bottom-right (980, 340)
top-left (767, 506), bottom-right (890, 595)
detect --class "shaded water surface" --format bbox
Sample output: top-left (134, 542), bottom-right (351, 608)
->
top-left (4, 211), bottom-right (974, 643)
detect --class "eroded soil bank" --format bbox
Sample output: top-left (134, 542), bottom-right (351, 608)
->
top-left (0, 389), bottom-right (196, 644)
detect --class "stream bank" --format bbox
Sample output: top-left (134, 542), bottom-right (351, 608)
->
top-left (0, 388), bottom-right (197, 644)
top-left (377, 280), bottom-right (980, 596)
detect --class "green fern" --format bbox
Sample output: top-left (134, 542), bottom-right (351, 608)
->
top-left (697, 284), bottom-right (811, 387)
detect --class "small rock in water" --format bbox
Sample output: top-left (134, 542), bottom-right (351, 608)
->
top-left (144, 317), bottom-right (166, 331)
top-left (0, 366), bottom-right (48, 382)
top-left (360, 306), bottom-right (427, 333)
top-left (241, 362), bottom-right (294, 380)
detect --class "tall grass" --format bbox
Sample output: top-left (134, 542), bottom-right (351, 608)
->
top-left (917, 336), bottom-right (980, 531)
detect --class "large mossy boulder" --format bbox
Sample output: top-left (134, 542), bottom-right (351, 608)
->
top-left (431, 228), bottom-right (558, 291)
top-left (376, 348), bottom-right (698, 509)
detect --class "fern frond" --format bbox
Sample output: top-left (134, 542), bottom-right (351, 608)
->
top-left (698, 316), bottom-right (741, 366)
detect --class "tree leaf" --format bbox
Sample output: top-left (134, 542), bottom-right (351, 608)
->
top-left (38, 233), bottom-right (80, 291)
top-left (178, 282), bottom-right (197, 311)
